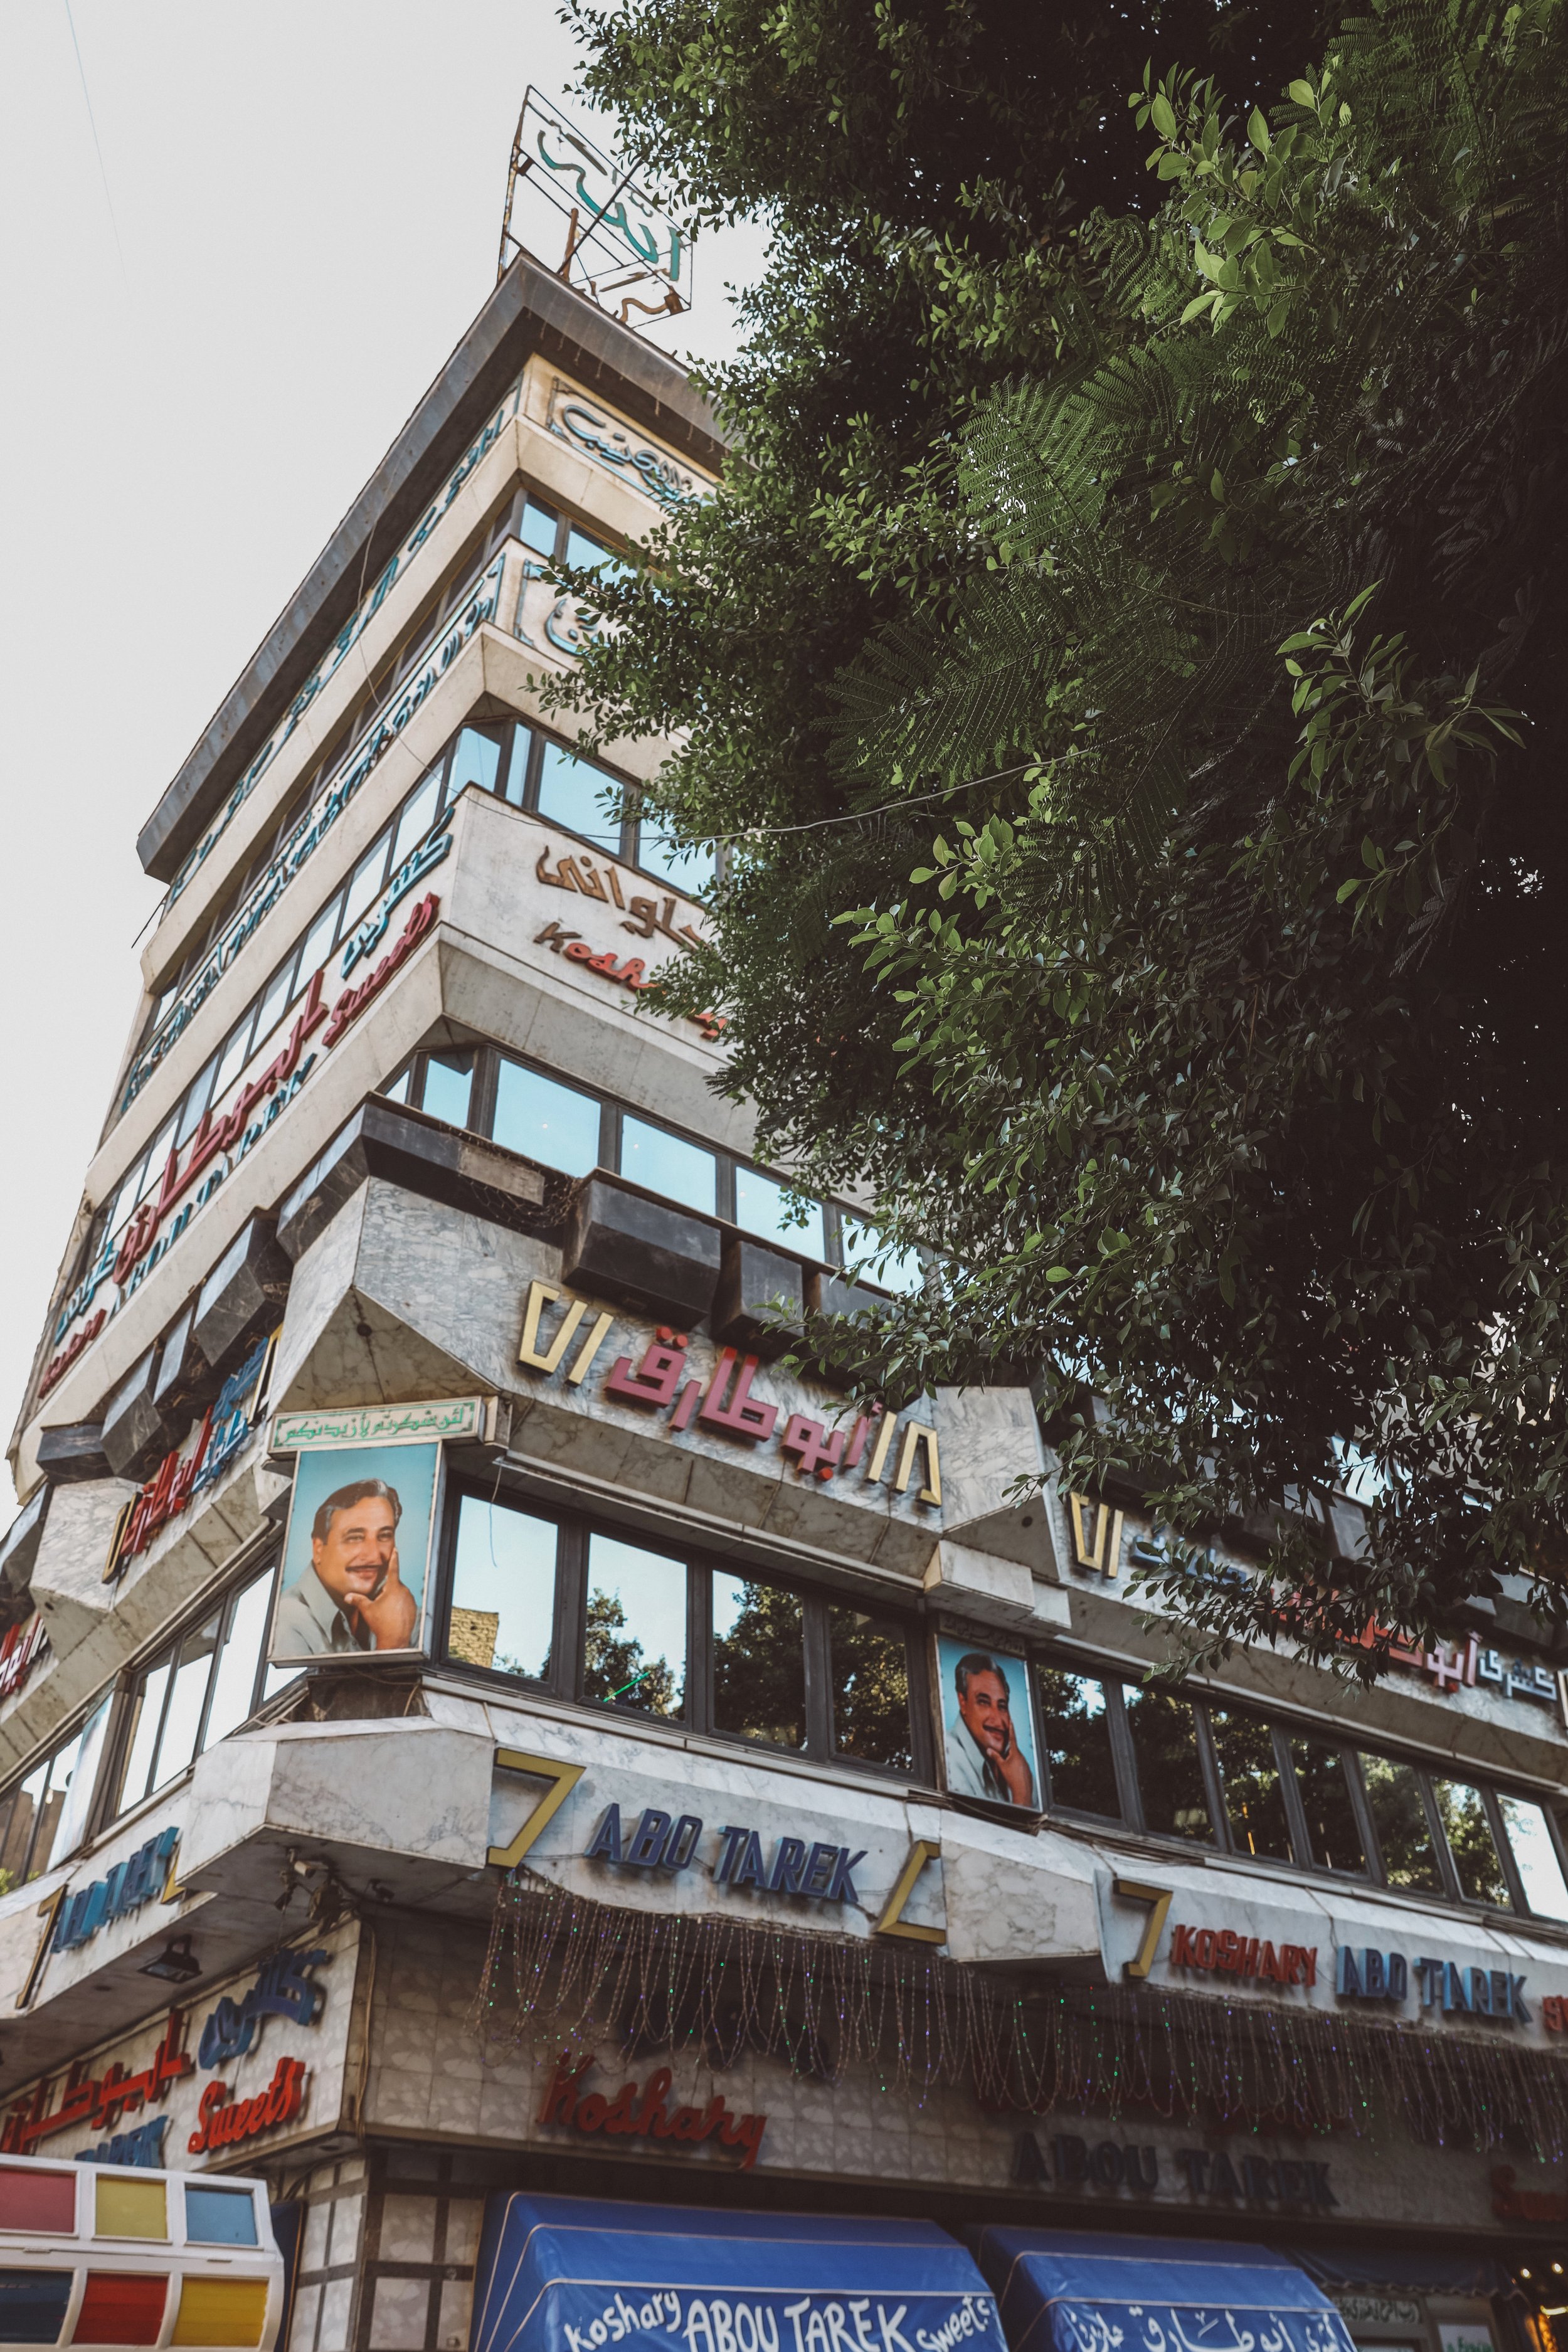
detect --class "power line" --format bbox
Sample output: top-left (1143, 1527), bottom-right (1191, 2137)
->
top-left (62, 0), bottom-right (126, 278)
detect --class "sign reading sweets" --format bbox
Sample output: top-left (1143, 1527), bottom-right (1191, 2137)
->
top-left (519, 1282), bottom-right (940, 1505)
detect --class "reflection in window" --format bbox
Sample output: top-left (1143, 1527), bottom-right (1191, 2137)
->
top-left (0, 1703), bottom-right (112, 1890)
top-left (1433, 1779), bottom-right (1510, 1904)
top-left (735, 1167), bottom-right (825, 1260)
top-left (203, 1579), bottom-right (274, 1749)
top-left (492, 1062), bottom-right (601, 1176)
top-left (343, 832), bottom-right (391, 931)
top-left (829, 1607), bottom-right (913, 1772)
top-left (842, 1218), bottom-right (924, 1296)
top-left (1361, 1754), bottom-right (1443, 1892)
top-left (156, 1618), bottom-right (221, 1788)
top-left (639, 830), bottom-right (714, 898)
top-left (1037, 1669), bottom-right (1120, 1818)
top-left (620, 1118), bottom-right (717, 1214)
top-left (392, 770), bottom-right (442, 869)
top-left (448, 726), bottom-right (502, 800)
top-left (447, 1495), bottom-right (557, 1682)
top-left (584, 1534), bottom-right (686, 1718)
top-left (295, 891), bottom-right (344, 1000)
top-left (1290, 1737), bottom-right (1367, 1874)
top-left (1125, 1687), bottom-right (1212, 1841)
top-left (112, 1567), bottom-right (275, 1821)
top-left (421, 1048), bottom-right (474, 1130)
top-left (712, 1574), bottom-right (805, 1749)
top-left (1210, 1710), bottom-right (1293, 1860)
top-left (521, 497), bottom-right (558, 558)
top-left (1497, 1796), bottom-right (1568, 1921)
top-left (537, 741), bottom-right (621, 850)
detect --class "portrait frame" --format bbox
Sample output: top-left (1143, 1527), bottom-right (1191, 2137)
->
top-left (268, 1438), bottom-right (444, 1668)
top-left (934, 1633), bottom-right (1043, 1814)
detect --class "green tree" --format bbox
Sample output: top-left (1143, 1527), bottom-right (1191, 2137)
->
top-left (584, 1588), bottom-right (678, 1715)
top-left (561, 0), bottom-right (1568, 1665)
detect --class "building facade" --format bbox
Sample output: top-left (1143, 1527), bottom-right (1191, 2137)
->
top-left (1, 252), bottom-right (1566, 2352)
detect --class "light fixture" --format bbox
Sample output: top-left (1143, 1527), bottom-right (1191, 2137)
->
top-left (140, 1936), bottom-right (200, 1985)
top-left (1555, 2267), bottom-right (1565, 2278)
top-left (1522, 2270), bottom-right (1533, 2282)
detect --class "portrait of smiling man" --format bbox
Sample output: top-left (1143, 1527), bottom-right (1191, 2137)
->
top-left (945, 1648), bottom-right (1037, 1808)
top-left (273, 1475), bottom-right (418, 1656)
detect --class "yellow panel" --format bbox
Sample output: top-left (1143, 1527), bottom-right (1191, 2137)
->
top-left (93, 2176), bottom-right (167, 2240)
top-left (171, 2277), bottom-right (270, 2348)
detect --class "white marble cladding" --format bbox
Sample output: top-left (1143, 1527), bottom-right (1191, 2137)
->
top-left (271, 1179), bottom-right (1051, 1590)
top-left (367, 1910), bottom-right (1524, 2235)
top-left (0, 1917), bottom-right (360, 2168)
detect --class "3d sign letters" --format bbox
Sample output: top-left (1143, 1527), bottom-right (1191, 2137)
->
top-left (538, 2053), bottom-right (765, 2170)
top-left (585, 1806), bottom-right (867, 1905)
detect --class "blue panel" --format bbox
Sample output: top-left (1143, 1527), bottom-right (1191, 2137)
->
top-left (0, 2267), bottom-right (74, 2345)
top-left (473, 2193), bottom-right (1005, 2352)
top-left (184, 2186), bottom-right (258, 2246)
top-left (972, 2228), bottom-right (1357, 2352)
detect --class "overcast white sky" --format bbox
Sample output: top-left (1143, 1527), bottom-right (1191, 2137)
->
top-left (0, 3), bottom-right (766, 1515)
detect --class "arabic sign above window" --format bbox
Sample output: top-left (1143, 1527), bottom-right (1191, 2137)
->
top-left (164, 384), bottom-right (521, 915)
top-left (546, 381), bottom-right (699, 511)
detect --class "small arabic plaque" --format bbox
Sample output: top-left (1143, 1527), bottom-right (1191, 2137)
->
top-left (270, 1396), bottom-right (487, 1453)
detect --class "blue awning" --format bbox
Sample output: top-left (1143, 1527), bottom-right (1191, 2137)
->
top-left (472, 2193), bottom-right (1008, 2352)
top-left (972, 2227), bottom-right (1359, 2352)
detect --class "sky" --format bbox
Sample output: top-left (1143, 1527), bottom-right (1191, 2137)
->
top-left (0, 2), bottom-right (766, 1515)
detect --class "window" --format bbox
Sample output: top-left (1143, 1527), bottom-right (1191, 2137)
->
top-left (447, 726), bottom-right (504, 802)
top-left (1288, 1736), bottom-right (1367, 1875)
top-left (713, 1572), bottom-right (806, 1749)
top-left (1431, 1777), bottom-right (1510, 1904)
top-left (842, 1217), bottom-right (926, 1297)
top-left (638, 830), bottom-right (715, 896)
top-left (491, 1062), bottom-right (601, 1175)
top-left (0, 1700), bottom-right (112, 1888)
top-left (736, 1167), bottom-right (825, 1260)
top-left (1125, 1685), bottom-right (1213, 1841)
top-left (420, 1047), bottom-right (474, 1130)
top-left (1036, 1668), bottom-right (1120, 1818)
top-left (109, 1564), bottom-right (278, 1821)
top-left (829, 1606), bottom-right (913, 1772)
top-left (521, 495), bottom-right (559, 558)
top-left (447, 1494), bottom-right (556, 1681)
top-left (620, 1117), bottom-right (718, 1214)
top-left (439, 1488), bottom-right (922, 1775)
top-left (536, 741), bottom-right (622, 851)
top-left (1360, 1754), bottom-right (1443, 1892)
top-left (584, 1533), bottom-right (687, 1719)
top-left (1496, 1794), bottom-right (1568, 1921)
top-left (1209, 1708), bottom-right (1293, 1861)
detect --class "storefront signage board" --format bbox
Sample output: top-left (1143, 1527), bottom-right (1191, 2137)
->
top-left (1, 1923), bottom-right (356, 2169)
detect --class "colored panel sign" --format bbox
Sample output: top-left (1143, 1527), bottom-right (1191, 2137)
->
top-left (268, 1442), bottom-right (441, 1665)
top-left (92, 2176), bottom-right (166, 2240)
top-left (270, 1397), bottom-right (484, 1453)
top-left (0, 2169), bottom-right (75, 2233)
top-left (170, 2278), bottom-right (269, 2348)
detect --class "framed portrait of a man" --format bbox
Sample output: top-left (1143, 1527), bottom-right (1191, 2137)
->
top-left (935, 1634), bottom-right (1041, 1810)
top-left (268, 1440), bottom-right (442, 1666)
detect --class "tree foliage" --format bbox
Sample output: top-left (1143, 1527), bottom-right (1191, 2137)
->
top-left (557, 0), bottom-right (1568, 1668)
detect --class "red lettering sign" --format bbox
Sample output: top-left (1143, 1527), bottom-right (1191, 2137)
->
top-left (1167, 1920), bottom-right (1317, 1989)
top-left (186, 2055), bottom-right (307, 2153)
top-left (537, 2053), bottom-right (766, 2171)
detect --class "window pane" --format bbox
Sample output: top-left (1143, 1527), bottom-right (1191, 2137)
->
top-left (342, 832), bottom-right (391, 930)
top-left (447, 726), bottom-right (501, 800)
top-left (829, 1607), bottom-right (913, 1772)
top-left (1125, 1687), bottom-right (1212, 1841)
top-left (536, 741), bottom-right (620, 850)
top-left (1360, 1754), bottom-right (1443, 1892)
top-left (295, 891), bottom-right (344, 999)
top-left (119, 1663), bottom-right (170, 1814)
top-left (583, 1534), bottom-right (685, 1717)
top-left (210, 1020), bottom-right (253, 1111)
top-left (154, 1619), bottom-right (220, 1789)
top-left (565, 525), bottom-right (624, 576)
top-left (1290, 1736), bottom-right (1366, 1873)
top-left (1037, 1668), bottom-right (1120, 1818)
top-left (137, 1117), bottom-right (178, 1203)
top-left (42, 1700), bottom-right (112, 1871)
top-left (735, 1167), bottom-right (825, 1259)
top-left (521, 496), bottom-right (558, 558)
top-left (1210, 1709), bottom-right (1293, 1860)
top-left (251, 957), bottom-right (297, 1059)
top-left (842, 1217), bottom-right (924, 1296)
top-left (620, 1117), bottom-right (716, 1213)
top-left (421, 1048), bottom-right (474, 1129)
top-left (712, 1573), bottom-right (805, 1749)
top-left (381, 1066), bottom-right (411, 1104)
top-left (108, 1157), bottom-right (148, 1238)
top-left (448, 1496), bottom-right (557, 1681)
top-left (202, 1576), bottom-right (273, 1750)
top-left (1433, 1778), bottom-right (1510, 1903)
top-left (638, 830), bottom-right (714, 897)
top-left (492, 1062), bottom-right (601, 1175)
top-left (392, 770), bottom-right (442, 869)
top-left (1498, 1794), bottom-right (1568, 1922)
top-left (0, 1758), bottom-right (49, 1885)
top-left (177, 1054), bottom-right (220, 1147)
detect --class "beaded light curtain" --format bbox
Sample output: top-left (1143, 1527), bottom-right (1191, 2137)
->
top-left (474, 1873), bottom-right (1568, 2159)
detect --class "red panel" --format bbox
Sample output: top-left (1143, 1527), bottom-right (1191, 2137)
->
top-left (73, 2273), bottom-right (167, 2345)
top-left (0, 2167), bottom-right (77, 2235)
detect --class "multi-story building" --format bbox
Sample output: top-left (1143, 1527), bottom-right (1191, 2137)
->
top-left (1, 241), bottom-right (1566, 2352)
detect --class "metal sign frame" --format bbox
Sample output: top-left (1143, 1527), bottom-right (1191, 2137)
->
top-left (498, 88), bottom-right (692, 329)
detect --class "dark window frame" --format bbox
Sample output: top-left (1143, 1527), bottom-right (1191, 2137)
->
top-left (437, 1476), bottom-right (932, 1784)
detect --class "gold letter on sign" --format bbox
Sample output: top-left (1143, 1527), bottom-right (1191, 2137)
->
top-left (874, 1839), bottom-right (945, 1944)
top-left (518, 1280), bottom-right (614, 1384)
top-left (1069, 1493), bottom-right (1123, 1577)
top-left (487, 1748), bottom-right (586, 1869)
top-left (16, 1887), bottom-right (65, 2010)
top-left (893, 1423), bottom-right (941, 1506)
top-left (1112, 1877), bottom-right (1172, 1980)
